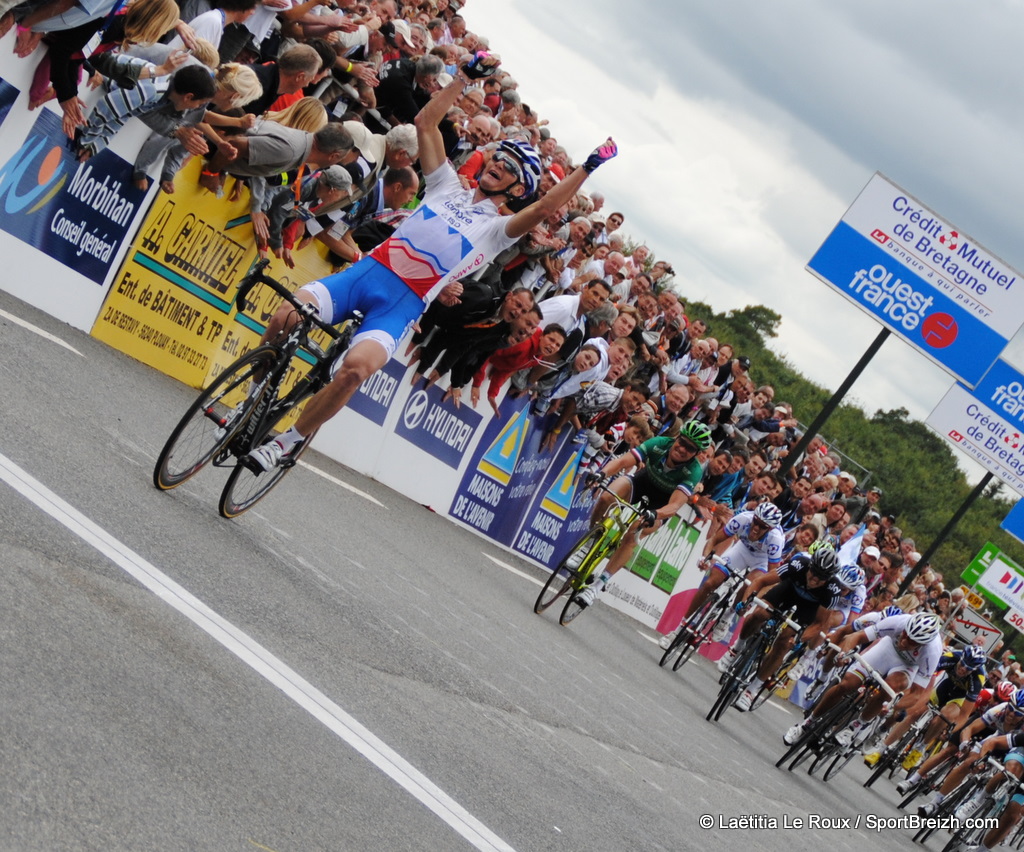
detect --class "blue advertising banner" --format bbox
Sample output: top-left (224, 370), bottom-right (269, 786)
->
top-left (0, 109), bottom-right (146, 285)
top-left (1001, 500), bottom-right (1024, 547)
top-left (348, 357), bottom-right (406, 426)
top-left (808, 221), bottom-right (1005, 387)
top-left (512, 438), bottom-right (596, 566)
top-left (394, 382), bottom-right (483, 468)
top-left (0, 77), bottom-right (18, 128)
top-left (448, 396), bottom-right (556, 544)
top-left (926, 359), bottom-right (1024, 497)
top-left (806, 173), bottom-right (1024, 388)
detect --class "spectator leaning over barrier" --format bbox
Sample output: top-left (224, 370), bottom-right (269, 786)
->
top-left (132, 61), bottom-right (263, 193)
top-left (262, 164), bottom-right (353, 267)
top-left (317, 165), bottom-right (421, 265)
top-left (75, 64), bottom-right (217, 161)
top-left (200, 122), bottom-right (356, 243)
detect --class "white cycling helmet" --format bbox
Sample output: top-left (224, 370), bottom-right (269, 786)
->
top-left (904, 612), bottom-right (941, 645)
top-left (753, 502), bottom-right (782, 528)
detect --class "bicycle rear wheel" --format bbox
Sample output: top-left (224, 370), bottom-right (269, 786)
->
top-left (153, 347), bottom-right (278, 490)
top-left (535, 528), bottom-right (601, 614)
top-left (218, 424), bottom-right (319, 518)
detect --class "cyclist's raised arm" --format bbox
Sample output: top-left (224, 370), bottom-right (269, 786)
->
top-left (505, 139), bottom-right (616, 241)
top-left (414, 67), bottom-right (470, 178)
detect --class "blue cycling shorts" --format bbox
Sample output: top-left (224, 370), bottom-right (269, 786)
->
top-left (303, 258), bottom-right (425, 357)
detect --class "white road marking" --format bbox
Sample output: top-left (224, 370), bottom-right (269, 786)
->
top-left (0, 453), bottom-right (513, 852)
top-left (297, 460), bottom-right (386, 507)
top-left (0, 308), bottom-right (84, 356)
top-left (481, 552), bottom-right (543, 587)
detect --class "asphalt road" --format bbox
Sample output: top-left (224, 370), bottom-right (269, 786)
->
top-left (0, 290), bottom-right (954, 851)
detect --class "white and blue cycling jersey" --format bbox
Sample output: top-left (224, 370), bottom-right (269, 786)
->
top-left (835, 582), bottom-right (867, 625)
top-left (713, 510), bottom-right (784, 575)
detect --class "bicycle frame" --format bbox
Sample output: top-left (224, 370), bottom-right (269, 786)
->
top-left (578, 480), bottom-right (649, 583)
top-left (226, 260), bottom-right (358, 463)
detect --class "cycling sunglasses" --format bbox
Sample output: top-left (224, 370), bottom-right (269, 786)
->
top-left (674, 438), bottom-right (699, 455)
top-left (492, 150), bottom-right (525, 185)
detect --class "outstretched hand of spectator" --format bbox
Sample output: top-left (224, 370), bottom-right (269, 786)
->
top-left (251, 211), bottom-right (270, 243)
top-left (349, 62), bottom-right (378, 87)
top-left (174, 126), bottom-right (209, 156)
top-left (174, 21), bottom-right (198, 50)
top-left (154, 48), bottom-right (190, 78)
top-left (442, 386), bottom-right (463, 409)
top-left (60, 97), bottom-right (86, 139)
top-left (273, 245), bottom-right (295, 268)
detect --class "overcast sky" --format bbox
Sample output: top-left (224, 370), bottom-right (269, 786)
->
top-left (464, 0), bottom-right (1024, 481)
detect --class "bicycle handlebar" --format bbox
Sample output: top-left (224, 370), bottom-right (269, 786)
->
top-left (235, 258), bottom-right (344, 341)
top-left (586, 476), bottom-right (651, 526)
top-left (749, 597), bottom-right (803, 633)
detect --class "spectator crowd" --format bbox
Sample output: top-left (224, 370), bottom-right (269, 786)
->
top-left (1, 0), bottom-right (960, 612)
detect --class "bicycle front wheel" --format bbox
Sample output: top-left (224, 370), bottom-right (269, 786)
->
top-left (218, 425), bottom-right (319, 518)
top-left (535, 527), bottom-right (601, 614)
top-left (153, 347), bottom-right (277, 490)
top-left (659, 597), bottom-right (713, 668)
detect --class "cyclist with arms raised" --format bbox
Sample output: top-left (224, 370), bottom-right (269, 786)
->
top-left (576, 421), bottom-right (712, 608)
top-left (245, 52), bottom-right (618, 471)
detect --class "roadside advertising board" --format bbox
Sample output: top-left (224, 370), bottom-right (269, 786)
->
top-left (926, 360), bottom-right (1024, 497)
top-left (807, 173), bottom-right (1024, 387)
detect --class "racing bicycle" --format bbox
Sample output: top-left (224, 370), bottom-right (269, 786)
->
top-left (776, 640), bottom-right (901, 781)
top-left (706, 597), bottom-right (801, 722)
top-left (533, 477), bottom-right (652, 626)
top-left (153, 258), bottom-right (361, 517)
top-left (658, 558), bottom-right (750, 674)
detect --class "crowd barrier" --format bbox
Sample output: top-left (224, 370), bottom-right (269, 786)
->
top-left (0, 49), bottom-right (715, 633)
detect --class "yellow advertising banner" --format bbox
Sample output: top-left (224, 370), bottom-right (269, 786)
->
top-left (92, 158), bottom-right (336, 391)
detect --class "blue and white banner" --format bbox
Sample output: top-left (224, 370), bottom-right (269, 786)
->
top-left (394, 381), bottom-right (483, 469)
top-left (926, 359), bottom-right (1024, 496)
top-left (807, 173), bottom-right (1024, 387)
top-left (0, 109), bottom-right (146, 285)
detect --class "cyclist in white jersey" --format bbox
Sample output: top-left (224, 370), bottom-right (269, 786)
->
top-left (784, 611), bottom-right (944, 748)
top-left (245, 52), bottom-right (618, 471)
top-left (683, 504), bottom-right (784, 615)
top-left (832, 564), bottom-right (867, 628)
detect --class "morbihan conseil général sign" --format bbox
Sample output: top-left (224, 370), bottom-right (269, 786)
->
top-left (926, 359), bottom-right (1024, 497)
top-left (807, 173), bottom-right (1024, 387)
